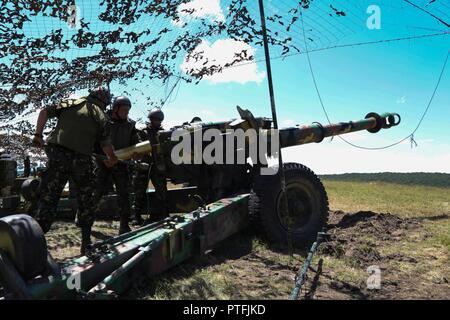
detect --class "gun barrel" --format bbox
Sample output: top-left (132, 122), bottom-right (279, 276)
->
top-left (114, 112), bottom-right (401, 160)
top-left (279, 112), bottom-right (401, 148)
top-left (114, 141), bottom-right (152, 160)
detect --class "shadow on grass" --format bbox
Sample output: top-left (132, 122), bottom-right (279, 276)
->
top-left (124, 225), bottom-right (318, 299)
top-left (304, 259), bottom-right (323, 300)
top-left (316, 271), bottom-right (369, 300)
top-left (125, 228), bottom-right (255, 299)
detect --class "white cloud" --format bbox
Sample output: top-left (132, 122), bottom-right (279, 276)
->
top-left (181, 39), bottom-right (266, 84)
top-left (175, 0), bottom-right (225, 25)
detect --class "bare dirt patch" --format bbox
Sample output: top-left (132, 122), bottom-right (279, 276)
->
top-left (305, 211), bottom-right (449, 300)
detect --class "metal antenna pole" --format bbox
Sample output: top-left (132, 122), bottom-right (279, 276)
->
top-left (258, 0), bottom-right (279, 130)
top-left (258, 0), bottom-right (292, 254)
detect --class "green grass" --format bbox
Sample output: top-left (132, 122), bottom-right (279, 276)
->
top-left (322, 180), bottom-right (450, 298)
top-left (131, 180), bottom-right (450, 299)
top-left (424, 218), bottom-right (450, 252)
top-left (437, 234), bottom-right (450, 251)
top-left (322, 180), bottom-right (450, 218)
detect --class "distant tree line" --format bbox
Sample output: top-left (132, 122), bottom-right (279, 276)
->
top-left (320, 172), bottom-right (450, 188)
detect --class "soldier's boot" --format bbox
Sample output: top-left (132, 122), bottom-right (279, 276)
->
top-left (80, 226), bottom-right (92, 256)
top-left (119, 217), bottom-right (131, 235)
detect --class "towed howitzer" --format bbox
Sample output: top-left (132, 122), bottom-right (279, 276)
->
top-left (0, 107), bottom-right (400, 299)
top-left (115, 106), bottom-right (400, 204)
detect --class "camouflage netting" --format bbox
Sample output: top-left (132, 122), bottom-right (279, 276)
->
top-left (0, 0), bottom-right (350, 158)
top-left (0, 0), bottom-right (319, 116)
top-left (1, 0), bottom-right (446, 158)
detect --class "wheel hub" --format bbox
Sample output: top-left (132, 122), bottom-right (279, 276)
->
top-left (277, 182), bottom-right (314, 231)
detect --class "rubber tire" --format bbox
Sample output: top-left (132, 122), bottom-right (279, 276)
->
top-left (0, 214), bottom-right (47, 280)
top-left (0, 251), bottom-right (32, 299)
top-left (250, 163), bottom-right (329, 247)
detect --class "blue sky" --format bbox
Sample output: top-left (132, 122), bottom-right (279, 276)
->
top-left (8, 0), bottom-right (450, 173)
top-left (133, 0), bottom-right (450, 173)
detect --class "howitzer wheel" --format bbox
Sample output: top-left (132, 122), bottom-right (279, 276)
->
top-left (250, 163), bottom-right (329, 247)
top-left (0, 214), bottom-right (47, 280)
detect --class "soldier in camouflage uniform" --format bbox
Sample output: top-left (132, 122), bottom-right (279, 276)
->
top-left (131, 129), bottom-right (150, 225)
top-left (23, 155), bottom-right (31, 177)
top-left (92, 96), bottom-right (140, 235)
top-left (132, 108), bottom-right (168, 224)
top-left (32, 88), bottom-right (118, 255)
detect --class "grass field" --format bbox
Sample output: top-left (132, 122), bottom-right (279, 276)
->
top-left (45, 178), bottom-right (450, 300)
top-left (324, 180), bottom-right (449, 218)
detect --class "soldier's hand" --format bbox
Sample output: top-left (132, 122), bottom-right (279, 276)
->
top-left (32, 135), bottom-right (44, 148)
top-left (104, 155), bottom-right (118, 168)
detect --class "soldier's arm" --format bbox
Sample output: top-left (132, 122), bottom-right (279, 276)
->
top-left (96, 111), bottom-right (118, 167)
top-left (32, 108), bottom-right (49, 148)
top-left (33, 101), bottom-right (68, 147)
top-left (35, 102), bottom-right (62, 134)
top-left (102, 144), bottom-right (118, 167)
top-left (100, 134), bottom-right (118, 167)
top-left (34, 108), bottom-right (48, 136)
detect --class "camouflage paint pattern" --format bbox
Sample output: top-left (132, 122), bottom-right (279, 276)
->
top-left (26, 194), bottom-right (250, 299)
top-left (113, 112), bottom-right (401, 162)
top-left (131, 166), bottom-right (149, 221)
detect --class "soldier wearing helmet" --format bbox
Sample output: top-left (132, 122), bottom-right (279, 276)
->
top-left (92, 95), bottom-right (140, 235)
top-left (148, 108), bottom-right (164, 128)
top-left (32, 86), bottom-right (117, 255)
top-left (132, 108), bottom-right (168, 224)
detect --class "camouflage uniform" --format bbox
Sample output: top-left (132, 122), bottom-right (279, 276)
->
top-left (36, 96), bottom-right (111, 233)
top-left (92, 111), bottom-right (139, 232)
top-left (93, 161), bottom-right (130, 223)
top-left (147, 124), bottom-right (168, 221)
top-left (131, 159), bottom-right (149, 223)
top-left (23, 156), bottom-right (30, 177)
top-left (132, 125), bottom-right (168, 223)
top-left (37, 144), bottom-right (95, 229)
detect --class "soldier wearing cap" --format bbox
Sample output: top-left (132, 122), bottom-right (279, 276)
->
top-left (32, 87), bottom-right (118, 255)
top-left (92, 95), bottom-right (140, 235)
